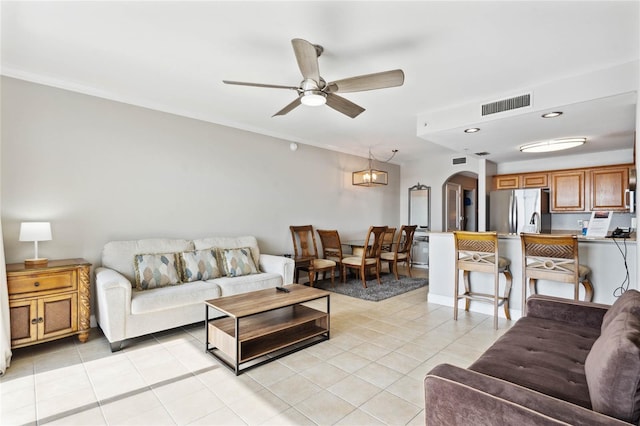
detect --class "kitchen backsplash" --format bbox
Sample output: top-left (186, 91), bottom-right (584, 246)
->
top-left (551, 212), bottom-right (635, 232)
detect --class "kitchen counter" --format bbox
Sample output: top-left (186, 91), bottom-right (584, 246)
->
top-left (494, 230), bottom-right (636, 243)
top-left (428, 232), bottom-right (637, 320)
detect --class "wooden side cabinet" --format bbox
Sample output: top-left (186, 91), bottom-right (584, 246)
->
top-left (7, 258), bottom-right (91, 348)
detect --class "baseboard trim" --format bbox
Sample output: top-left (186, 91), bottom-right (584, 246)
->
top-left (427, 294), bottom-right (523, 321)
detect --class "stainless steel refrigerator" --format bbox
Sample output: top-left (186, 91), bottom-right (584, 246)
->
top-left (489, 188), bottom-right (551, 234)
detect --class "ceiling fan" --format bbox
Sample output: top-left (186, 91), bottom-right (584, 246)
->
top-left (223, 38), bottom-right (405, 118)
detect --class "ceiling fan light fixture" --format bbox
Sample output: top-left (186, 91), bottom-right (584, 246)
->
top-left (300, 91), bottom-right (327, 106)
top-left (520, 137), bottom-right (586, 153)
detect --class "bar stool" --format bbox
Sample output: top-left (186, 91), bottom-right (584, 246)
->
top-left (520, 233), bottom-right (593, 314)
top-left (453, 231), bottom-right (513, 329)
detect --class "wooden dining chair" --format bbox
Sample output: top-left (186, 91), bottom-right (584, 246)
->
top-left (381, 227), bottom-right (396, 252)
top-left (289, 225), bottom-right (336, 287)
top-left (341, 226), bottom-right (387, 288)
top-left (520, 233), bottom-right (593, 314)
top-left (316, 229), bottom-right (345, 270)
top-left (381, 225), bottom-right (417, 280)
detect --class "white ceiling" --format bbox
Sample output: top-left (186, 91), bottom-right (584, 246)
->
top-left (1, 1), bottom-right (638, 165)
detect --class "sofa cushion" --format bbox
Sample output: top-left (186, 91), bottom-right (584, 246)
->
top-left (102, 239), bottom-right (194, 283)
top-left (469, 316), bottom-right (599, 409)
top-left (601, 289), bottom-right (640, 331)
top-left (193, 236), bottom-right (260, 269)
top-left (178, 249), bottom-right (221, 282)
top-left (133, 253), bottom-right (181, 290)
top-left (211, 272), bottom-right (282, 297)
top-left (585, 311), bottom-right (640, 423)
top-left (131, 280), bottom-right (221, 315)
top-left (217, 247), bottom-right (258, 277)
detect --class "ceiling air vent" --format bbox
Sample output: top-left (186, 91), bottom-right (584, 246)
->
top-left (482, 93), bottom-right (531, 116)
top-left (452, 156), bottom-right (467, 165)
top-left (474, 152), bottom-right (490, 156)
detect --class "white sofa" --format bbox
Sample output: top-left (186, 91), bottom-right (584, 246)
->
top-left (95, 236), bottom-right (294, 351)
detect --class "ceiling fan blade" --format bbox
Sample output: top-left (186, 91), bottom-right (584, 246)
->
top-left (291, 38), bottom-right (320, 83)
top-left (272, 97), bottom-right (302, 117)
top-left (326, 69), bottom-right (405, 93)
top-left (223, 80), bottom-right (298, 90)
top-left (325, 93), bottom-right (365, 118)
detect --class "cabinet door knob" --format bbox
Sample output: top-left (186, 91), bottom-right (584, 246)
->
top-left (31, 318), bottom-right (37, 324)
top-left (38, 317), bottom-right (44, 323)
top-left (33, 281), bottom-right (40, 287)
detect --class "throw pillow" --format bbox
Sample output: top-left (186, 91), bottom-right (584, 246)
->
top-left (133, 253), bottom-right (181, 290)
top-left (217, 247), bottom-right (258, 277)
top-left (179, 249), bottom-right (221, 282)
top-left (585, 311), bottom-right (640, 423)
top-left (602, 289), bottom-right (640, 331)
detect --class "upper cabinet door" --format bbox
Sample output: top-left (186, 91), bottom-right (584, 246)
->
top-left (521, 173), bottom-right (548, 188)
top-left (591, 166), bottom-right (629, 211)
top-left (551, 170), bottom-right (586, 212)
top-left (493, 174), bottom-right (519, 190)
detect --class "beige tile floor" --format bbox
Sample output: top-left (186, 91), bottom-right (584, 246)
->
top-left (1, 267), bottom-right (512, 425)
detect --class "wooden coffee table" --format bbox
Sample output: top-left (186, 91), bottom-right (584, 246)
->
top-left (205, 284), bottom-right (330, 375)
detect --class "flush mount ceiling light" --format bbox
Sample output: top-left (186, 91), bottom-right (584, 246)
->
top-left (541, 111), bottom-right (563, 118)
top-left (464, 127), bottom-right (480, 133)
top-left (520, 138), bottom-right (586, 153)
top-left (300, 90), bottom-right (327, 106)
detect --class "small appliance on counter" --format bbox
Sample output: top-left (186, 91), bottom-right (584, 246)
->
top-left (489, 188), bottom-right (551, 234)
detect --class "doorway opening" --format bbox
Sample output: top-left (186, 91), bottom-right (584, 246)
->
top-left (443, 172), bottom-right (478, 231)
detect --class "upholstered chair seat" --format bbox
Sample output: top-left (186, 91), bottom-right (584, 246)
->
top-left (342, 256), bottom-right (378, 267)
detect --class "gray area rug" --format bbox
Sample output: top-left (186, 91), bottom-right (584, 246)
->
top-left (312, 273), bottom-right (428, 302)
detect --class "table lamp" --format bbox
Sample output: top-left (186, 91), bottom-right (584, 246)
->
top-left (19, 222), bottom-right (52, 267)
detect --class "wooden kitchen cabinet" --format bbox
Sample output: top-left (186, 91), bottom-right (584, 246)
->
top-left (493, 174), bottom-right (519, 190)
top-left (492, 172), bottom-right (548, 190)
top-left (521, 172), bottom-right (548, 188)
top-left (7, 258), bottom-right (91, 348)
top-left (551, 170), bottom-right (586, 212)
top-left (494, 164), bottom-right (633, 213)
top-left (590, 166), bottom-right (630, 211)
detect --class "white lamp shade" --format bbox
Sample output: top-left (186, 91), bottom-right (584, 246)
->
top-left (19, 222), bottom-right (52, 242)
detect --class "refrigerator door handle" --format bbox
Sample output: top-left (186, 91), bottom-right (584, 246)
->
top-left (508, 193), bottom-right (516, 234)
top-left (626, 189), bottom-right (635, 213)
top-left (513, 194), bottom-right (518, 234)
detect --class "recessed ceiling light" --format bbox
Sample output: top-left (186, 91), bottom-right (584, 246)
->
top-left (464, 128), bottom-right (480, 133)
top-left (541, 111), bottom-right (563, 118)
top-left (520, 138), bottom-right (586, 153)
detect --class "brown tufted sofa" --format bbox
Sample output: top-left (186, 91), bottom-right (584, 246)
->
top-left (424, 292), bottom-right (640, 425)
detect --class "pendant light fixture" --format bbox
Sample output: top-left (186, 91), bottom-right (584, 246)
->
top-left (352, 149), bottom-right (397, 187)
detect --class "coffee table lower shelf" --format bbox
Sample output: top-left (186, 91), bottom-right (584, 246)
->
top-left (206, 298), bottom-right (330, 374)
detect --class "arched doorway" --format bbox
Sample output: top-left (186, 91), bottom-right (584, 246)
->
top-left (443, 172), bottom-right (478, 231)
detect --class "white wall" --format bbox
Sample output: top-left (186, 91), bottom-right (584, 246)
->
top-left (0, 77), bottom-right (401, 267)
top-left (401, 153), bottom-right (482, 232)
